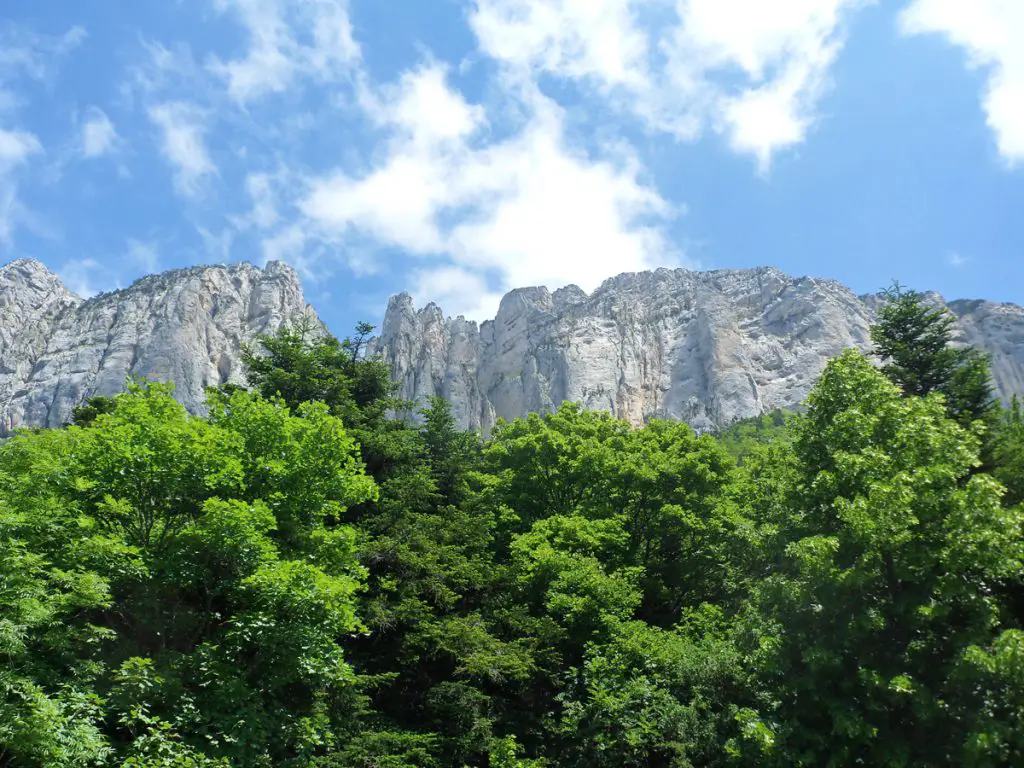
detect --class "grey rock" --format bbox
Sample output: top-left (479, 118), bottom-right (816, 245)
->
top-left (373, 267), bottom-right (1024, 433)
top-left (0, 259), bottom-right (316, 433)
top-left (948, 299), bottom-right (1024, 400)
top-left (3, 259), bottom-right (1021, 437)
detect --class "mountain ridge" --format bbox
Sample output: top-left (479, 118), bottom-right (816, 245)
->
top-left (0, 258), bottom-right (316, 434)
top-left (372, 266), bottom-right (1024, 433)
top-left (1, 258), bottom-right (1022, 435)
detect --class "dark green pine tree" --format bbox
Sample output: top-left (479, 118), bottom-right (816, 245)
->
top-left (871, 281), bottom-right (996, 426)
top-left (69, 394), bottom-right (118, 427)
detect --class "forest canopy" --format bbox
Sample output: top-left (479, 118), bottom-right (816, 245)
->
top-left (1, 289), bottom-right (1023, 767)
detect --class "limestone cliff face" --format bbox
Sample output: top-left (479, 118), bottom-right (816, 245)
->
top-left (4, 260), bottom-right (1022, 436)
top-left (0, 259), bottom-right (316, 433)
top-left (374, 267), bottom-right (1024, 433)
top-left (947, 299), bottom-right (1024, 402)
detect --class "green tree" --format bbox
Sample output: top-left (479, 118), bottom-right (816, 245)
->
top-left (871, 282), bottom-right (995, 426)
top-left (0, 382), bottom-right (375, 766)
top-left (716, 409), bottom-right (795, 464)
top-left (741, 350), bottom-right (1024, 766)
top-left (993, 395), bottom-right (1024, 508)
top-left (480, 404), bottom-right (748, 761)
top-left (70, 394), bottom-right (118, 428)
top-left (242, 319), bottom-right (395, 431)
top-left (484, 404), bottom-right (741, 623)
top-left (241, 326), bottom-right (523, 765)
top-left (0, 506), bottom-right (111, 766)
top-left (554, 616), bottom-right (750, 768)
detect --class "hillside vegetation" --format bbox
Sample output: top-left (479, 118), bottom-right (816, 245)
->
top-left (2, 287), bottom-right (1023, 767)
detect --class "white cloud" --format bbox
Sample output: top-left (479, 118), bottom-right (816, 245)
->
top-left (0, 24), bottom-right (86, 111)
top-left (208, 0), bottom-right (360, 103)
top-left (57, 257), bottom-right (102, 297)
top-left (231, 172), bottom-right (279, 230)
top-left (947, 251), bottom-right (968, 267)
top-left (112, 0), bottom-right (871, 316)
top-left (900, 0), bottom-right (1024, 166)
top-left (0, 131), bottom-right (42, 245)
top-left (301, 65), bottom-right (678, 319)
top-left (147, 101), bottom-right (216, 195)
top-left (126, 238), bottom-right (160, 272)
top-left (673, 0), bottom-right (867, 171)
top-left (470, 0), bottom-right (870, 169)
top-left (0, 24), bottom-right (81, 245)
top-left (412, 265), bottom-right (499, 320)
top-left (80, 108), bottom-right (118, 158)
top-left (359, 64), bottom-right (486, 145)
top-left (470, 0), bottom-right (650, 90)
top-left (0, 128), bottom-right (42, 167)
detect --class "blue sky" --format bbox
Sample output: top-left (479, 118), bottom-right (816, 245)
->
top-left (0, 0), bottom-right (1022, 335)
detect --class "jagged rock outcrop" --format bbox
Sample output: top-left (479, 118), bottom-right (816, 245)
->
top-left (0, 259), bottom-right (317, 434)
top-left (4, 259), bottom-right (1021, 437)
top-left (374, 267), bottom-right (1024, 433)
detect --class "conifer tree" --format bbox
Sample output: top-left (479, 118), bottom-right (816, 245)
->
top-left (871, 282), bottom-right (995, 426)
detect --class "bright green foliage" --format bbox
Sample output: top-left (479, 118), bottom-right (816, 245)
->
top-left (481, 404), bottom-right (747, 760)
top-left (0, 382), bottom-right (373, 766)
top-left (486, 405), bottom-right (741, 619)
top-left (310, 730), bottom-right (439, 767)
top-left (741, 351), bottom-right (1024, 766)
top-left (489, 735), bottom-right (546, 768)
top-left (716, 409), bottom-right (794, 464)
top-left (871, 282), bottom-right (995, 425)
top-left (483, 404), bottom-right (630, 526)
top-left (993, 395), bottom-right (1024, 507)
top-left (241, 318), bottom-right (390, 428)
top-left (0, 521), bottom-right (111, 766)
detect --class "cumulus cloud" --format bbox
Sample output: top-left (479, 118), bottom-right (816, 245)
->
top-left (208, 0), bottom-right (360, 103)
top-left (470, 0), bottom-right (870, 170)
top-left (900, 0), bottom-right (1024, 166)
top-left (80, 108), bottom-right (118, 158)
top-left (147, 101), bottom-right (216, 195)
top-left (119, 0), bottom-right (880, 316)
top-left (301, 65), bottom-right (678, 319)
top-left (674, 0), bottom-right (869, 170)
top-left (412, 265), bottom-right (498, 320)
top-left (470, 0), bottom-right (650, 90)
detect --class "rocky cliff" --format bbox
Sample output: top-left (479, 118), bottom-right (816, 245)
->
top-left (0, 259), bottom-right (316, 434)
top-left (374, 267), bottom-right (1024, 433)
top-left (3, 260), bottom-right (1021, 436)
